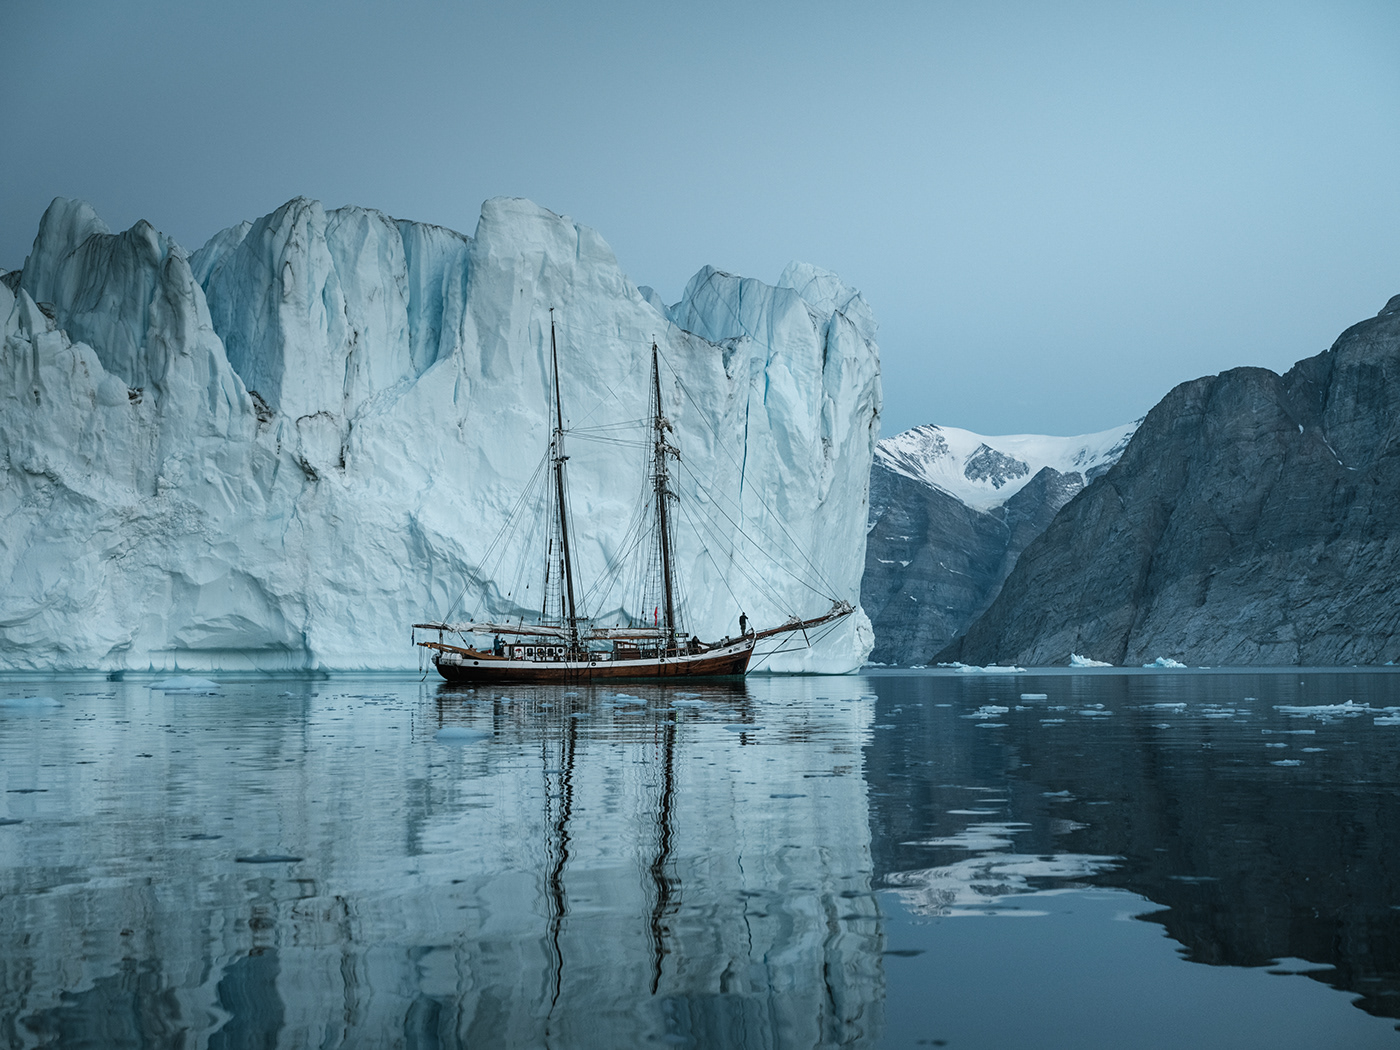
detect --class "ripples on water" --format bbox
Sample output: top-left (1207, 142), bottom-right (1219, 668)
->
top-left (1, 670), bottom-right (1398, 1047)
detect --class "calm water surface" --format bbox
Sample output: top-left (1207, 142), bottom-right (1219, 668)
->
top-left (2, 669), bottom-right (1398, 1048)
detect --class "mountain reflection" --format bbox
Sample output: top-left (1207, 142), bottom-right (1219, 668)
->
top-left (865, 670), bottom-right (1400, 1023)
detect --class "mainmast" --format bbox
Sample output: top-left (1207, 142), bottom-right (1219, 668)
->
top-left (651, 343), bottom-right (678, 651)
top-left (551, 312), bottom-right (579, 646)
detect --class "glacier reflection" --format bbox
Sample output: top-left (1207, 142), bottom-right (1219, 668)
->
top-left (0, 677), bottom-right (885, 1048)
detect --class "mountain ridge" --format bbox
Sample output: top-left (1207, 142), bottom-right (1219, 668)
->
top-left (938, 294), bottom-right (1400, 667)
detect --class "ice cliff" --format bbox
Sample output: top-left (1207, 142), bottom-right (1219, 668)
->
top-left (0, 197), bottom-right (880, 672)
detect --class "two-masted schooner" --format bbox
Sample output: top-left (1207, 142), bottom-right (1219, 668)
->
top-left (412, 315), bottom-right (851, 683)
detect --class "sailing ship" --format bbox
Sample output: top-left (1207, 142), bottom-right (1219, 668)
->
top-left (412, 314), bottom-right (852, 683)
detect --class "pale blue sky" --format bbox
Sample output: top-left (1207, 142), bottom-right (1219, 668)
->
top-left (3, 0), bottom-right (1397, 436)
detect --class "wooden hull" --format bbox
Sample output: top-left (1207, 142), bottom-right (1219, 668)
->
top-left (432, 640), bottom-right (754, 684)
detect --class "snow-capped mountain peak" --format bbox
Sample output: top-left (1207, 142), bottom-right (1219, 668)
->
top-left (876, 421), bottom-right (1138, 512)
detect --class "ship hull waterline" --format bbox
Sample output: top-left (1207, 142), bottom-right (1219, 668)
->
top-left (430, 641), bottom-right (755, 684)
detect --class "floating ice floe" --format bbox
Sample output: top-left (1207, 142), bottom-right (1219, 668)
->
top-left (0, 696), bottom-right (61, 708)
top-left (434, 727), bottom-right (490, 743)
top-left (150, 677), bottom-right (221, 693)
top-left (1020, 693), bottom-right (1048, 700)
top-left (1068, 654), bottom-right (1112, 667)
top-left (1274, 700), bottom-right (1370, 719)
top-left (965, 705), bottom-right (1010, 720)
top-left (885, 849), bottom-right (1120, 917)
top-left (943, 663), bottom-right (1026, 675)
top-left (1143, 657), bottom-right (1187, 669)
top-left (1271, 759), bottom-right (1303, 767)
top-left (670, 699), bottom-right (705, 708)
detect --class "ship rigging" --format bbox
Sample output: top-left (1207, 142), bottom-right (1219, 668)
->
top-left (412, 312), bottom-right (852, 682)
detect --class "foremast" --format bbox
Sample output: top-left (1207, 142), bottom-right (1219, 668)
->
top-left (651, 343), bottom-right (680, 654)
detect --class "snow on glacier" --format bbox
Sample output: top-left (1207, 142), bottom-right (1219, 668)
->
top-left (876, 420), bottom-right (1138, 512)
top-left (0, 197), bottom-right (880, 672)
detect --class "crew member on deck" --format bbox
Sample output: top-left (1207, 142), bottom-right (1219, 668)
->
top-left (739, 612), bottom-right (748, 636)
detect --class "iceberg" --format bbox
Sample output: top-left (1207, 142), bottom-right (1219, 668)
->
top-left (1143, 657), bottom-right (1187, 669)
top-left (0, 197), bottom-right (880, 673)
top-left (1068, 654), bottom-right (1113, 667)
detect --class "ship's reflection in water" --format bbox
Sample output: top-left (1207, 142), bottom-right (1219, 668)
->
top-left (3, 671), bottom-right (1400, 1047)
top-left (0, 677), bottom-right (883, 1048)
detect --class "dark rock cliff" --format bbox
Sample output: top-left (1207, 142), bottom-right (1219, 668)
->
top-left (939, 294), bottom-right (1400, 667)
top-left (862, 461), bottom-right (1087, 663)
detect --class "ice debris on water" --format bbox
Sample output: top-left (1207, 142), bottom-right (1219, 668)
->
top-left (1068, 654), bottom-right (1112, 667)
top-left (671, 699), bottom-right (704, 708)
top-left (150, 677), bottom-right (220, 693)
top-left (434, 727), bottom-right (490, 743)
top-left (943, 663), bottom-right (1026, 674)
top-left (1274, 700), bottom-right (1372, 719)
top-left (1143, 657), bottom-right (1187, 669)
top-left (965, 705), bottom-right (1009, 720)
top-left (1020, 693), bottom-right (1048, 700)
top-left (1271, 759), bottom-right (1303, 767)
top-left (0, 696), bottom-right (61, 708)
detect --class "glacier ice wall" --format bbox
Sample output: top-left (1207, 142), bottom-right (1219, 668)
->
top-left (0, 197), bottom-right (880, 672)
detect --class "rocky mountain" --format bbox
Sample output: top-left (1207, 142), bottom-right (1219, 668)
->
top-left (940, 294), bottom-right (1400, 667)
top-left (862, 423), bottom-right (1135, 664)
top-left (0, 197), bottom-right (880, 672)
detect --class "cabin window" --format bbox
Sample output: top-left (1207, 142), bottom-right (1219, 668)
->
top-left (513, 646), bottom-right (524, 659)
top-left (526, 646), bottom-right (536, 660)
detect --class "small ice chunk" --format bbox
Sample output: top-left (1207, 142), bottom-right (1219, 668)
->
top-left (1275, 701), bottom-right (1370, 718)
top-left (671, 699), bottom-right (704, 708)
top-left (965, 705), bottom-right (1009, 719)
top-left (1020, 693), bottom-right (1048, 700)
top-left (1068, 654), bottom-right (1112, 667)
top-left (1143, 657), bottom-right (1187, 669)
top-left (0, 696), bottom-right (61, 708)
top-left (434, 727), bottom-right (490, 743)
top-left (150, 677), bottom-right (220, 693)
top-left (1271, 759), bottom-right (1302, 767)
